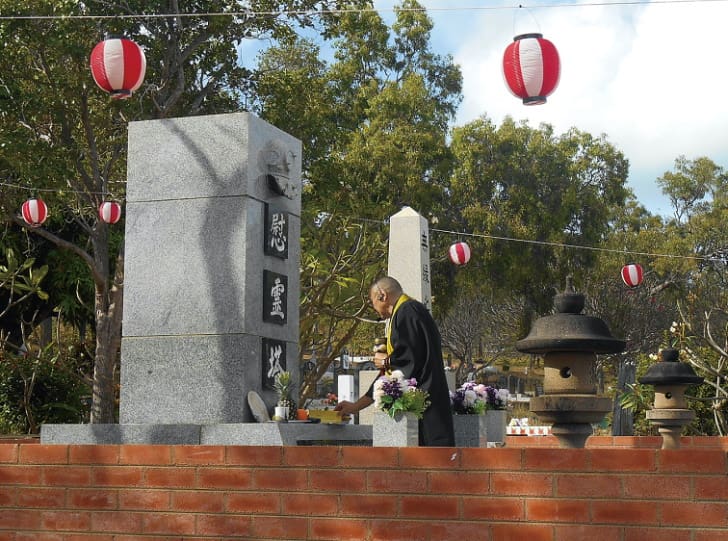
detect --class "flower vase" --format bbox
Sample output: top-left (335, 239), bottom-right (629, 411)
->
top-left (372, 411), bottom-right (419, 447)
top-left (452, 414), bottom-right (488, 447)
top-left (486, 410), bottom-right (507, 445)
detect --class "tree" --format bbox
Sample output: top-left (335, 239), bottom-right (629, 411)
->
top-left (251, 0), bottom-right (462, 399)
top-left (0, 0), bottom-right (364, 423)
top-left (446, 116), bottom-right (631, 328)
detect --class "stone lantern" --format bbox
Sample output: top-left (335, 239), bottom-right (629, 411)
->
top-left (638, 348), bottom-right (703, 449)
top-left (516, 277), bottom-right (626, 448)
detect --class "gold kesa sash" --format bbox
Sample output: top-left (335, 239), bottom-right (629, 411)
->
top-left (386, 294), bottom-right (410, 356)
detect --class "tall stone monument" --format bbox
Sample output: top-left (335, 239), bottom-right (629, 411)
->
top-left (387, 206), bottom-right (432, 309)
top-left (42, 112), bottom-right (304, 443)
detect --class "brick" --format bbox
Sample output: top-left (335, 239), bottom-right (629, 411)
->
top-left (371, 519), bottom-right (444, 541)
top-left (661, 501), bottom-right (728, 527)
top-left (309, 517), bottom-right (368, 541)
top-left (592, 500), bottom-right (659, 525)
top-left (462, 497), bottom-right (524, 520)
top-left (172, 490), bottom-right (225, 512)
top-left (93, 465), bottom-right (144, 487)
top-left (119, 445), bottom-right (172, 465)
top-left (555, 524), bottom-right (623, 539)
top-left (69, 445), bottom-right (119, 465)
top-left (143, 467), bottom-right (196, 487)
top-left (659, 449), bottom-right (727, 474)
top-left (340, 446), bottom-right (398, 469)
top-left (0, 445), bottom-right (18, 463)
top-left (695, 476), bottom-right (728, 500)
top-left (340, 494), bottom-right (399, 517)
top-left (526, 498), bottom-right (590, 522)
top-left (556, 473), bottom-right (621, 498)
top-left (0, 508), bottom-right (42, 530)
top-left (142, 512), bottom-right (196, 535)
top-left (429, 470), bottom-right (489, 495)
top-left (695, 529), bottom-right (728, 541)
top-left (491, 523), bottom-right (553, 541)
top-left (523, 448), bottom-right (588, 471)
top-left (622, 474), bottom-right (691, 499)
top-left (253, 468), bottom-right (307, 491)
top-left (16, 534), bottom-right (65, 541)
top-left (491, 472), bottom-right (553, 496)
top-left (398, 447), bottom-right (461, 469)
top-left (0, 486), bottom-right (15, 506)
top-left (284, 446), bottom-right (340, 467)
top-left (461, 447), bottom-right (522, 470)
top-left (309, 469), bottom-right (366, 492)
top-left (14, 487), bottom-right (66, 509)
top-left (624, 527), bottom-right (693, 541)
top-left (195, 514), bottom-right (253, 537)
top-left (197, 466), bottom-right (253, 489)
top-left (40, 510), bottom-right (92, 531)
top-left (427, 520), bottom-right (494, 541)
top-left (252, 516), bottom-right (308, 540)
top-left (226, 492), bottom-right (281, 514)
top-left (400, 494), bottom-right (459, 519)
top-left (282, 493), bottom-right (339, 516)
top-left (44, 466), bottom-right (92, 486)
top-left (90, 511), bottom-right (144, 533)
top-left (0, 464), bottom-right (43, 485)
top-left (590, 449), bottom-right (656, 471)
top-left (367, 470), bottom-right (427, 493)
top-left (67, 488), bottom-right (117, 509)
top-left (19, 445), bottom-right (67, 464)
top-left (226, 446), bottom-right (283, 466)
top-left (118, 489), bottom-right (170, 510)
top-left (173, 445), bottom-right (225, 465)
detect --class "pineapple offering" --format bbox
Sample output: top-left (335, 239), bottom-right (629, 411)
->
top-left (273, 371), bottom-right (297, 421)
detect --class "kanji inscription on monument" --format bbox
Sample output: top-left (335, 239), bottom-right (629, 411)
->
top-left (263, 270), bottom-right (288, 325)
top-left (262, 338), bottom-right (287, 390)
top-left (264, 204), bottom-right (289, 259)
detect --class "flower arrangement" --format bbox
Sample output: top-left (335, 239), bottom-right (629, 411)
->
top-left (450, 381), bottom-right (509, 415)
top-left (323, 392), bottom-right (338, 408)
top-left (373, 370), bottom-right (430, 419)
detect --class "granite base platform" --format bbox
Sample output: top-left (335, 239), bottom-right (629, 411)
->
top-left (40, 423), bottom-right (373, 446)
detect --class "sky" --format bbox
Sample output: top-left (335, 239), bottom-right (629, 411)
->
top-left (372, 0), bottom-right (728, 216)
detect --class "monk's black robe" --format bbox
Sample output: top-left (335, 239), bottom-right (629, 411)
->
top-left (367, 298), bottom-right (455, 447)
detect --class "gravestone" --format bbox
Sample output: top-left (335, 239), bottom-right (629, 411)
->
top-left (42, 112), bottom-right (309, 444)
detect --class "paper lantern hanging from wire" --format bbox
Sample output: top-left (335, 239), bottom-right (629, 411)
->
top-left (98, 201), bottom-right (122, 224)
top-left (21, 198), bottom-right (48, 227)
top-left (448, 242), bottom-right (471, 266)
top-left (90, 36), bottom-right (146, 99)
top-left (621, 263), bottom-right (644, 288)
top-left (502, 33), bottom-right (560, 105)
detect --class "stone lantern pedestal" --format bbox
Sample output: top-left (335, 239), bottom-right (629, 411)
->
top-left (639, 348), bottom-right (703, 449)
top-left (516, 277), bottom-right (626, 448)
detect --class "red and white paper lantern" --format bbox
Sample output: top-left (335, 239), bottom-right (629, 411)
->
top-left (448, 242), bottom-right (471, 266)
top-left (21, 198), bottom-right (48, 227)
top-left (621, 263), bottom-right (644, 288)
top-left (502, 33), bottom-right (560, 105)
top-left (90, 36), bottom-right (146, 99)
top-left (98, 201), bottom-right (122, 224)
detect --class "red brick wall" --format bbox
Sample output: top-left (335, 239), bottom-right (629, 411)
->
top-left (1, 440), bottom-right (727, 540)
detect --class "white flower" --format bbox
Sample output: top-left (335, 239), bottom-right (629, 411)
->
top-left (463, 389), bottom-right (477, 407)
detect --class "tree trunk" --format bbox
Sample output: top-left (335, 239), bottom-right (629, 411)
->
top-left (90, 237), bottom-right (124, 424)
top-left (612, 357), bottom-right (635, 436)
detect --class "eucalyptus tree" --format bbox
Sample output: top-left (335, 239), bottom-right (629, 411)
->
top-left (446, 116), bottom-right (631, 330)
top-left (0, 0), bottom-right (367, 423)
top-left (251, 0), bottom-right (463, 392)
